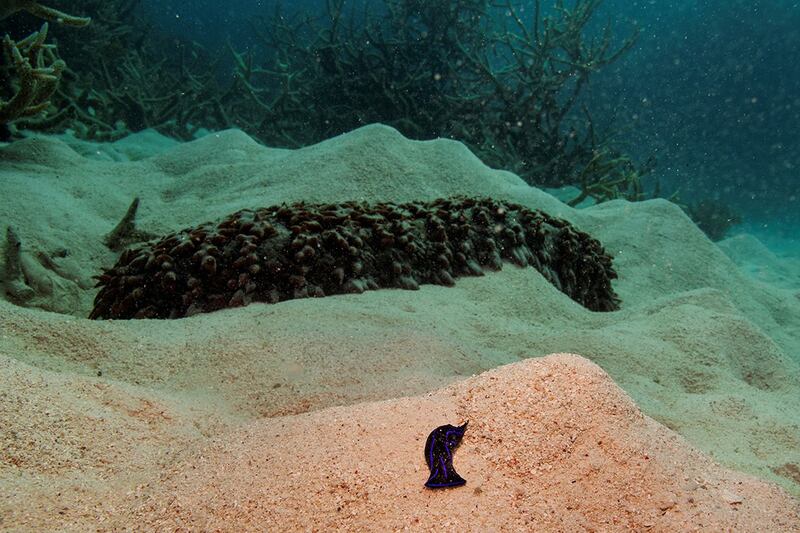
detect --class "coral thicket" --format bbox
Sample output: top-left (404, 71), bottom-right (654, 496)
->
top-left (0, 0), bottom-right (652, 204)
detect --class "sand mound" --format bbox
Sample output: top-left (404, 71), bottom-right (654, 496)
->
top-left (127, 354), bottom-right (798, 531)
top-left (0, 353), bottom-right (227, 531)
top-left (720, 233), bottom-right (800, 291)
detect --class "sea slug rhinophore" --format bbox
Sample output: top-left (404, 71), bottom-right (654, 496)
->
top-left (90, 197), bottom-right (620, 319)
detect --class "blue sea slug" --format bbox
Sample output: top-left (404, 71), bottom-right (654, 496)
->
top-left (424, 422), bottom-right (468, 489)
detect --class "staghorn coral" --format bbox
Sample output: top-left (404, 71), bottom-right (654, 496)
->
top-left (0, 0), bottom-right (651, 204)
top-left (684, 199), bottom-right (742, 242)
top-left (0, 23), bottom-right (64, 138)
top-left (0, 0), bottom-right (90, 26)
top-left (240, 0), bottom-right (644, 195)
top-left (48, 0), bottom-right (221, 141)
top-left (2, 0), bottom-right (214, 141)
top-left (90, 197), bottom-right (620, 319)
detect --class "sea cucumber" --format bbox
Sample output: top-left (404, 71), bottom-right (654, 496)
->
top-left (90, 197), bottom-right (620, 319)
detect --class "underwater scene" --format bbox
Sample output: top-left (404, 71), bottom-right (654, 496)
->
top-left (1, 0), bottom-right (799, 530)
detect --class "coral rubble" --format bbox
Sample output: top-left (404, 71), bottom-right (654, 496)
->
top-left (3, 226), bottom-right (35, 303)
top-left (104, 197), bottom-right (156, 251)
top-left (90, 197), bottom-right (620, 319)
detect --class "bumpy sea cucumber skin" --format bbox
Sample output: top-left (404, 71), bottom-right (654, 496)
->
top-left (89, 197), bottom-right (620, 319)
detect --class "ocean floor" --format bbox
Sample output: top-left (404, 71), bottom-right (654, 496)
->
top-left (0, 125), bottom-right (798, 530)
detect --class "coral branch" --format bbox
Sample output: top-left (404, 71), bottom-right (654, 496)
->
top-left (1, 0), bottom-right (652, 202)
top-left (0, 23), bottom-right (65, 135)
top-left (0, 0), bottom-right (90, 26)
top-left (104, 197), bottom-right (156, 251)
top-left (228, 0), bottom-right (646, 197)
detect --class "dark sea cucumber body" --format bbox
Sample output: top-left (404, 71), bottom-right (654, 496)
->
top-left (90, 197), bottom-right (620, 319)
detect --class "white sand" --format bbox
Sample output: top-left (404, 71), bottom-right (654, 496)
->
top-left (720, 233), bottom-right (800, 291)
top-left (1, 125), bottom-right (799, 530)
top-left (129, 354), bottom-right (799, 531)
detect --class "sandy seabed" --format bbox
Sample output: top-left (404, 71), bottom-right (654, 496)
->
top-left (0, 125), bottom-right (799, 531)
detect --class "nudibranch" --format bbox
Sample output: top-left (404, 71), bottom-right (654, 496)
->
top-left (424, 422), bottom-right (468, 489)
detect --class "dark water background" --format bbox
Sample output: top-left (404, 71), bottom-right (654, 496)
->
top-left (144, 0), bottom-right (800, 231)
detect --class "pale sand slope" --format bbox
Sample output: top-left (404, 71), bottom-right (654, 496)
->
top-left (134, 355), bottom-right (797, 531)
top-left (3, 354), bottom-right (798, 531)
top-left (720, 233), bottom-right (800, 291)
top-left (0, 125), bottom-right (799, 526)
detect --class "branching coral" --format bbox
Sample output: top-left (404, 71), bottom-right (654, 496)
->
top-left (0, 0), bottom-right (217, 141)
top-left (0, 0), bottom-right (91, 138)
top-left (90, 197), bottom-right (620, 319)
top-left (42, 0), bottom-right (224, 141)
top-left (684, 199), bottom-right (742, 241)
top-left (227, 0), bottom-right (648, 200)
top-left (0, 0), bottom-right (652, 205)
top-left (0, 0), bottom-right (90, 26)
top-left (0, 23), bottom-right (65, 138)
top-left (567, 147), bottom-right (659, 206)
top-left (462, 0), bottom-right (639, 186)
